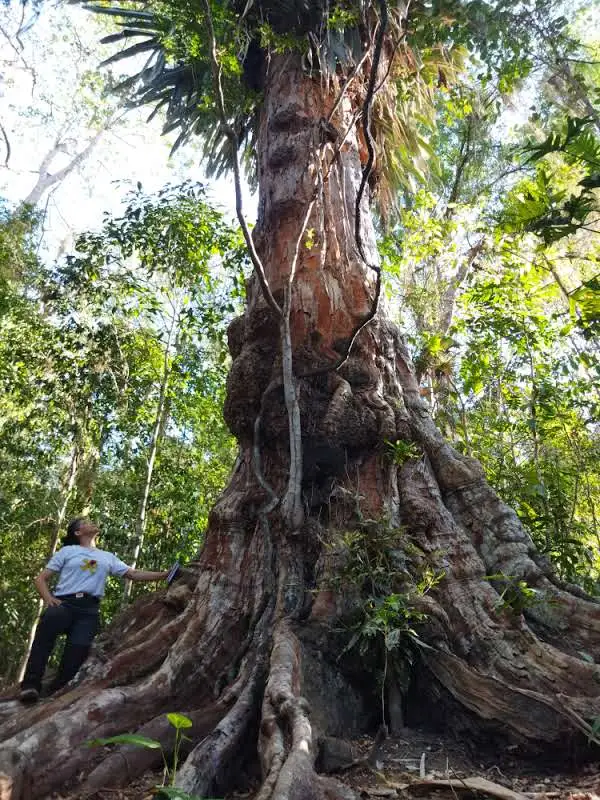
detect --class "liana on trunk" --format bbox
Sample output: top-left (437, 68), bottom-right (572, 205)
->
top-left (1, 50), bottom-right (599, 800)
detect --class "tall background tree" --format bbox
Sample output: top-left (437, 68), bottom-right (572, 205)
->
top-left (0, 0), bottom-right (599, 798)
top-left (0, 1), bottom-right (208, 255)
top-left (0, 185), bottom-right (241, 686)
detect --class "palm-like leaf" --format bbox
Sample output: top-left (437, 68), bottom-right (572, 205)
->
top-left (84, 0), bottom-right (461, 208)
top-left (86, 2), bottom-right (257, 178)
top-left (374, 41), bottom-right (466, 214)
top-left (85, 1), bottom-right (370, 183)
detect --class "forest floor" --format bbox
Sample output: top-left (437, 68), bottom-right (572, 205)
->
top-left (46, 726), bottom-right (600, 800)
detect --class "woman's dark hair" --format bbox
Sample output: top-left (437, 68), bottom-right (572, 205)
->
top-left (62, 518), bottom-right (86, 546)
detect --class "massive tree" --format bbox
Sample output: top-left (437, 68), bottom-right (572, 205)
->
top-left (1, 1), bottom-right (599, 798)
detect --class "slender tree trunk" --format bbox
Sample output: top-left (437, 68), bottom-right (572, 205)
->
top-left (16, 442), bottom-right (79, 683)
top-left (76, 418), bottom-right (110, 515)
top-left (122, 314), bottom-right (180, 602)
top-left (1, 52), bottom-right (600, 800)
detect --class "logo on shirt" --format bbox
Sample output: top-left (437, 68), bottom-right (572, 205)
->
top-left (81, 558), bottom-right (98, 574)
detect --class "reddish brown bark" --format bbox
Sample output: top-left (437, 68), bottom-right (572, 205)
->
top-left (1, 51), bottom-right (600, 800)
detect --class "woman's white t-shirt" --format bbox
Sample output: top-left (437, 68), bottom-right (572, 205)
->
top-left (47, 546), bottom-right (130, 598)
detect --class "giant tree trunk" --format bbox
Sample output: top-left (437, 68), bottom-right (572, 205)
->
top-left (1, 53), bottom-right (600, 800)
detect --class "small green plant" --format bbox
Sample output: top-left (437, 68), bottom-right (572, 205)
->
top-left (357, 566), bottom-right (444, 652)
top-left (88, 712), bottom-right (212, 800)
top-left (486, 573), bottom-right (544, 616)
top-left (257, 22), bottom-right (304, 54)
top-left (588, 715), bottom-right (600, 745)
top-left (346, 571), bottom-right (443, 726)
top-left (332, 520), bottom-right (443, 725)
top-left (351, 593), bottom-right (426, 654)
top-left (304, 227), bottom-right (315, 249)
top-left (327, 6), bottom-right (360, 29)
top-left (385, 438), bottom-right (420, 466)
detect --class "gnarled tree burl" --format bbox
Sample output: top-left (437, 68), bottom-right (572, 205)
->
top-left (1, 2), bottom-right (600, 798)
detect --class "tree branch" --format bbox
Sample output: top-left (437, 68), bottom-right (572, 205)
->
top-left (23, 129), bottom-right (105, 207)
top-left (0, 19), bottom-right (37, 96)
top-left (0, 120), bottom-right (11, 168)
top-left (445, 115), bottom-right (473, 215)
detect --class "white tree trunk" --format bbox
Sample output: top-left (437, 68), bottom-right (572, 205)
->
top-left (122, 313), bottom-right (180, 602)
top-left (22, 129), bottom-right (104, 208)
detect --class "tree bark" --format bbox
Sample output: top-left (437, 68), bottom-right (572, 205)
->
top-left (1, 52), bottom-right (600, 800)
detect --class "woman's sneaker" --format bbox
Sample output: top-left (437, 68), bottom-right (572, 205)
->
top-left (19, 687), bottom-right (39, 702)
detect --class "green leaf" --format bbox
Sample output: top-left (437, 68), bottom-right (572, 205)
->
top-left (153, 787), bottom-right (207, 799)
top-left (578, 651), bottom-right (595, 664)
top-left (589, 716), bottom-right (600, 743)
top-left (166, 712), bottom-right (193, 730)
top-left (88, 734), bottom-right (162, 749)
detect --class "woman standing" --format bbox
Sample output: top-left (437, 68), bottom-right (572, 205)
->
top-left (20, 517), bottom-right (169, 702)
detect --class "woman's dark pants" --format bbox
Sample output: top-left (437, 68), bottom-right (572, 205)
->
top-left (21, 598), bottom-right (100, 694)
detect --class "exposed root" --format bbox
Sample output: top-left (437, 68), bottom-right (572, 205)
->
top-left (420, 646), bottom-right (599, 743)
top-left (94, 604), bottom-right (193, 687)
top-left (318, 775), bottom-right (360, 800)
top-left (174, 595), bottom-right (274, 797)
top-left (397, 455), bottom-right (600, 745)
top-left (257, 621), bottom-right (318, 800)
top-left (0, 750), bottom-right (31, 800)
top-left (0, 688), bottom-right (146, 798)
top-left (365, 723), bottom-right (388, 769)
top-left (175, 660), bottom-right (264, 796)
